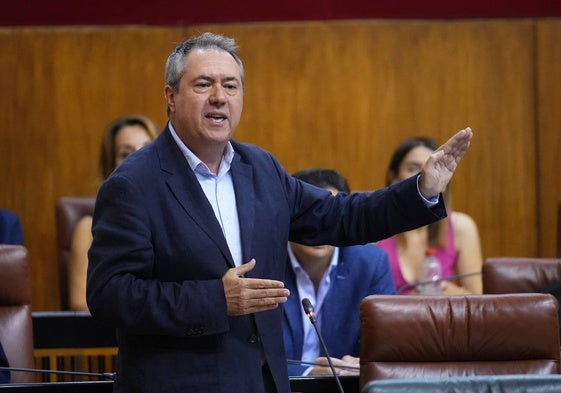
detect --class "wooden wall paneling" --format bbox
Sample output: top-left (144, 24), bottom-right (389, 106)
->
top-left (0, 19), bottom-right (552, 309)
top-left (0, 27), bottom-right (186, 310)
top-left (0, 29), bottom-right (60, 310)
top-left (189, 20), bottom-right (537, 259)
top-left (536, 20), bottom-right (561, 257)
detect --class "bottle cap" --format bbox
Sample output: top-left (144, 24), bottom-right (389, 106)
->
top-left (425, 248), bottom-right (437, 256)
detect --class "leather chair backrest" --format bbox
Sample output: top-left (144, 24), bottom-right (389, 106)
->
top-left (359, 294), bottom-right (561, 390)
top-left (0, 245), bottom-right (35, 383)
top-left (482, 257), bottom-right (561, 294)
top-left (55, 197), bottom-right (96, 310)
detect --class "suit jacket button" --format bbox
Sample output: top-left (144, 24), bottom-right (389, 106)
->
top-left (248, 334), bottom-right (258, 344)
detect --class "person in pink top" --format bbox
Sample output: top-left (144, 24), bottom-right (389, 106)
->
top-left (377, 136), bottom-right (483, 295)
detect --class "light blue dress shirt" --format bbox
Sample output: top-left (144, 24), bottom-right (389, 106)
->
top-left (168, 122), bottom-right (243, 266)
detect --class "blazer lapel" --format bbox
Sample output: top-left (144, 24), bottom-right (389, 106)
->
top-left (157, 128), bottom-right (234, 267)
top-left (322, 254), bottom-right (350, 345)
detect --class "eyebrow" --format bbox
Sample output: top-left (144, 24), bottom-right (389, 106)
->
top-left (194, 75), bottom-right (240, 84)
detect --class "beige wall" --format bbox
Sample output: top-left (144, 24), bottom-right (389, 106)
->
top-left (0, 19), bottom-right (559, 310)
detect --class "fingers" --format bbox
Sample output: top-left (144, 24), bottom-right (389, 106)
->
top-left (419, 127), bottom-right (473, 198)
top-left (341, 355), bottom-right (360, 365)
top-left (439, 127), bottom-right (473, 158)
top-left (311, 357), bottom-right (360, 376)
top-left (223, 259), bottom-right (290, 316)
top-left (230, 258), bottom-right (256, 277)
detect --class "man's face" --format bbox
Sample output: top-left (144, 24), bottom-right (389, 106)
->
top-left (290, 242), bottom-right (336, 263)
top-left (165, 48), bottom-right (244, 152)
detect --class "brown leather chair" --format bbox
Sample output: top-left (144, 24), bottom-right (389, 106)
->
top-left (55, 197), bottom-right (96, 310)
top-left (0, 245), bottom-right (35, 383)
top-left (359, 294), bottom-right (560, 390)
top-left (482, 257), bottom-right (561, 294)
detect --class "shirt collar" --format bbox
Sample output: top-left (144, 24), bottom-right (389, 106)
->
top-left (167, 121), bottom-right (235, 176)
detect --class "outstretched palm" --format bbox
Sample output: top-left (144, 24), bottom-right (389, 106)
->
top-left (419, 127), bottom-right (473, 199)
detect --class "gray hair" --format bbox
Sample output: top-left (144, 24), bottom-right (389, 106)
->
top-left (165, 32), bottom-right (245, 92)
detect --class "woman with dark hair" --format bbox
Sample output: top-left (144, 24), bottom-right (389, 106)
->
top-left (68, 115), bottom-right (159, 311)
top-left (377, 136), bottom-right (483, 295)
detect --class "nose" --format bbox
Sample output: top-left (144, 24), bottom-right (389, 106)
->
top-left (209, 84), bottom-right (226, 105)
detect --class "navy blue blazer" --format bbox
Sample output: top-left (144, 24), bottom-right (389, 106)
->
top-left (0, 209), bottom-right (23, 245)
top-left (283, 244), bottom-right (396, 376)
top-left (87, 126), bottom-right (446, 393)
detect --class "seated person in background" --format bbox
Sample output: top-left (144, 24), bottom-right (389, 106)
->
top-left (377, 136), bottom-right (483, 295)
top-left (0, 341), bottom-right (8, 383)
top-left (68, 115), bottom-right (159, 311)
top-left (540, 281), bottom-right (561, 340)
top-left (282, 168), bottom-right (396, 376)
top-left (0, 209), bottom-right (24, 245)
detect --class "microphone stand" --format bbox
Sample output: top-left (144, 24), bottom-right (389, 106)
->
top-left (301, 298), bottom-right (345, 393)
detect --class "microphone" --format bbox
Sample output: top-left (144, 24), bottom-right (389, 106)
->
top-left (397, 271), bottom-right (482, 294)
top-left (301, 298), bottom-right (345, 393)
top-left (0, 366), bottom-right (116, 380)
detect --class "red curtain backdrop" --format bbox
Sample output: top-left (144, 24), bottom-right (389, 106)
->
top-left (3, 0), bottom-right (561, 26)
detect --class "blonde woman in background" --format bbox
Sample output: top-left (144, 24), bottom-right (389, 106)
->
top-left (377, 136), bottom-right (483, 295)
top-left (69, 115), bottom-right (159, 311)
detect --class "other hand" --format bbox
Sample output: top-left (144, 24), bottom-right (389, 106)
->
top-left (222, 259), bottom-right (290, 316)
top-left (309, 355), bottom-right (360, 376)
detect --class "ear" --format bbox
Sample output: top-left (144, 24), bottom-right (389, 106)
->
top-left (164, 85), bottom-right (176, 113)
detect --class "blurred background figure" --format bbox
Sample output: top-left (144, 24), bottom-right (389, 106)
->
top-left (0, 342), bottom-right (8, 383)
top-left (0, 209), bottom-right (24, 245)
top-left (68, 115), bottom-right (159, 311)
top-left (0, 207), bottom-right (24, 383)
top-left (283, 168), bottom-right (396, 376)
top-left (377, 136), bottom-right (483, 295)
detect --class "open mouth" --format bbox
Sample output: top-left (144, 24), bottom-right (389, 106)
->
top-left (206, 113), bottom-right (227, 123)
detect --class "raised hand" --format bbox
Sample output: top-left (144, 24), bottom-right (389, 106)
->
top-left (419, 127), bottom-right (473, 199)
top-left (222, 259), bottom-right (290, 316)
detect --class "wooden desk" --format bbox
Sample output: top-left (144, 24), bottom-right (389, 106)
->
top-left (32, 312), bottom-right (117, 382)
top-left (0, 377), bottom-right (359, 392)
top-left (29, 312), bottom-right (359, 391)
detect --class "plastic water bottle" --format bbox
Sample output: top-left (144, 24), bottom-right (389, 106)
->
top-left (418, 248), bottom-right (442, 295)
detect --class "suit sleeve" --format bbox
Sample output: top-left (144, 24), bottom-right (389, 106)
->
top-left (0, 211), bottom-right (24, 245)
top-left (87, 174), bottom-right (229, 337)
top-left (287, 174), bottom-right (447, 246)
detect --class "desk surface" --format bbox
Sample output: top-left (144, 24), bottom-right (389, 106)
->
top-left (32, 312), bottom-right (117, 348)
top-left (0, 377), bottom-right (358, 392)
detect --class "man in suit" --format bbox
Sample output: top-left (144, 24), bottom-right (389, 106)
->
top-left (0, 209), bottom-right (24, 245)
top-left (282, 168), bottom-right (395, 377)
top-left (86, 32), bottom-right (473, 393)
